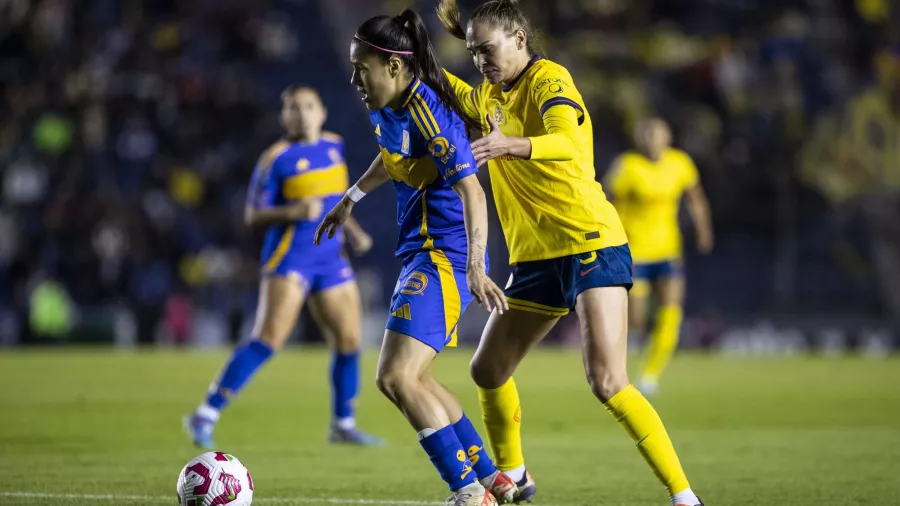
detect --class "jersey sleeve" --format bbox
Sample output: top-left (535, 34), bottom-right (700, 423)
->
top-left (246, 150), bottom-right (284, 209)
top-left (443, 69), bottom-right (481, 122)
top-left (409, 94), bottom-right (478, 186)
top-left (679, 152), bottom-right (700, 189)
top-left (529, 65), bottom-right (586, 126)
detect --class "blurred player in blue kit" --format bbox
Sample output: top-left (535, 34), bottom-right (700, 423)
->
top-left (185, 85), bottom-right (382, 449)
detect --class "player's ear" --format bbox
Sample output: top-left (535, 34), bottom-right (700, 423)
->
top-left (514, 28), bottom-right (526, 51)
top-left (387, 55), bottom-right (403, 78)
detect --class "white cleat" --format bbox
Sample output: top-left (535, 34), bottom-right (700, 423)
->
top-left (637, 377), bottom-right (659, 396)
top-left (444, 482), bottom-right (498, 506)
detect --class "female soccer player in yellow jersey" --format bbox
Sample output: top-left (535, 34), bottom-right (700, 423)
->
top-left (437, 1), bottom-right (704, 505)
top-left (606, 118), bottom-right (714, 396)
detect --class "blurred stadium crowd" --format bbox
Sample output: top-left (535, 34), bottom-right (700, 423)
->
top-left (1, 0), bottom-right (898, 349)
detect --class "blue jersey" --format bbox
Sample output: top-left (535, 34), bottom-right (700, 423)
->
top-left (371, 77), bottom-right (480, 268)
top-left (246, 133), bottom-right (349, 273)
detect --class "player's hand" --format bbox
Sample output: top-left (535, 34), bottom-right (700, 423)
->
top-left (314, 196), bottom-right (353, 245)
top-left (697, 229), bottom-right (714, 254)
top-left (467, 267), bottom-right (508, 315)
top-left (348, 230), bottom-right (373, 256)
top-left (287, 198), bottom-right (323, 221)
top-left (471, 114), bottom-right (509, 167)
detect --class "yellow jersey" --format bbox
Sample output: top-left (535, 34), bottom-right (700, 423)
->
top-left (446, 57), bottom-right (627, 264)
top-left (606, 148), bottom-right (699, 263)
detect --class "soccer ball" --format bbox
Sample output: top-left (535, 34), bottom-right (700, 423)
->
top-left (176, 452), bottom-right (254, 506)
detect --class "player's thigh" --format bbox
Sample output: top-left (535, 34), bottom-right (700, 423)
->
top-left (470, 308), bottom-right (558, 389)
top-left (252, 274), bottom-right (306, 349)
top-left (307, 279), bottom-right (361, 353)
top-left (654, 272), bottom-right (685, 307)
top-left (376, 329), bottom-right (438, 396)
top-left (575, 286), bottom-right (630, 401)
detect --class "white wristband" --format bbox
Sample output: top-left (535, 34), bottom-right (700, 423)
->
top-left (347, 184), bottom-right (366, 203)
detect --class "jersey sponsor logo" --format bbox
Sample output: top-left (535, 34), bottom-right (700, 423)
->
top-left (400, 271), bottom-right (428, 295)
top-left (549, 82), bottom-right (564, 94)
top-left (328, 148), bottom-right (342, 164)
top-left (296, 158), bottom-right (310, 171)
top-left (534, 77), bottom-right (565, 91)
top-left (390, 303), bottom-right (411, 320)
top-left (427, 136), bottom-right (450, 157)
top-left (401, 130), bottom-right (410, 154)
top-left (444, 162), bottom-right (470, 179)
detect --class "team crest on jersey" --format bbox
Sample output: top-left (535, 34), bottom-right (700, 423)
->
top-left (328, 148), bottom-right (342, 164)
top-left (401, 130), bottom-right (410, 155)
top-left (296, 158), bottom-right (310, 171)
top-left (492, 105), bottom-right (504, 126)
top-left (400, 271), bottom-right (428, 295)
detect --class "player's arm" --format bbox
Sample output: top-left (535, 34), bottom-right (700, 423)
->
top-left (602, 156), bottom-right (628, 203)
top-left (443, 69), bottom-right (481, 122)
top-left (315, 153), bottom-right (389, 244)
top-left (681, 155), bottom-right (713, 253)
top-left (684, 184), bottom-right (713, 254)
top-left (342, 216), bottom-right (373, 255)
top-left (244, 154), bottom-right (322, 227)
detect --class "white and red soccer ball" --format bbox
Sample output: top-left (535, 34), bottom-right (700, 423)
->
top-left (176, 452), bottom-right (254, 506)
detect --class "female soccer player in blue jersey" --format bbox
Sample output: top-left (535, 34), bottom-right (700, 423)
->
top-left (315, 9), bottom-right (518, 506)
top-left (185, 85), bottom-right (382, 449)
top-left (438, 1), bottom-right (705, 505)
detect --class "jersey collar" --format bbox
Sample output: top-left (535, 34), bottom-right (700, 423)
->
top-left (501, 55), bottom-right (542, 92)
top-left (400, 77), bottom-right (422, 109)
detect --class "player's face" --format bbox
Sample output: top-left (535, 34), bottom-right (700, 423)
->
top-left (635, 119), bottom-right (671, 159)
top-left (281, 90), bottom-right (326, 139)
top-left (350, 42), bottom-right (397, 111)
top-left (466, 22), bottom-right (525, 85)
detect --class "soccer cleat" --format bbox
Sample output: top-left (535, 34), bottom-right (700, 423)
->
top-left (183, 414), bottom-right (216, 449)
top-left (443, 483), bottom-right (498, 506)
top-left (511, 470), bottom-right (536, 503)
top-left (637, 377), bottom-right (659, 396)
top-left (480, 470), bottom-right (518, 504)
top-left (328, 426), bottom-right (385, 446)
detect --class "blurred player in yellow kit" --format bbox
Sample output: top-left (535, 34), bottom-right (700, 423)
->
top-left (438, 1), bottom-right (705, 504)
top-left (606, 119), bottom-right (714, 395)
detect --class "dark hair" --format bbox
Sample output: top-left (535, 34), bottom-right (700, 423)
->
top-left (437, 0), bottom-right (538, 56)
top-left (355, 10), bottom-right (479, 131)
top-left (280, 84), bottom-right (321, 102)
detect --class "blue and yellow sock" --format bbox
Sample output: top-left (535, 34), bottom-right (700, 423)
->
top-left (330, 350), bottom-right (359, 426)
top-left (419, 425), bottom-right (477, 491)
top-left (452, 413), bottom-right (497, 479)
top-left (204, 339), bottom-right (274, 413)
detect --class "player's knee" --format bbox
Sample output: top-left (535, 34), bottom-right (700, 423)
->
top-left (469, 355), bottom-right (510, 390)
top-left (375, 368), bottom-right (414, 403)
top-left (586, 367), bottom-right (629, 403)
top-left (257, 328), bottom-right (289, 351)
top-left (333, 331), bottom-right (361, 354)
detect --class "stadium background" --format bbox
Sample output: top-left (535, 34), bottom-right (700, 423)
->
top-left (1, 0), bottom-right (898, 350)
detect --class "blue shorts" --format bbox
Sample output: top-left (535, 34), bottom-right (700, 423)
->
top-left (264, 256), bottom-right (355, 295)
top-left (504, 244), bottom-right (633, 317)
top-left (386, 251), bottom-right (473, 352)
top-left (633, 259), bottom-right (682, 281)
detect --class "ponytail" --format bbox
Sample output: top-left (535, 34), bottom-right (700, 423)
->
top-left (437, 0), bottom-right (466, 41)
top-left (396, 9), bottom-right (479, 132)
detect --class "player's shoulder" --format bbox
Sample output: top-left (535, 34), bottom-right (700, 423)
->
top-left (663, 148), bottom-right (695, 167)
top-left (258, 139), bottom-right (292, 169)
top-left (320, 130), bottom-right (344, 145)
top-left (616, 150), bottom-right (644, 169)
top-left (528, 58), bottom-right (575, 86)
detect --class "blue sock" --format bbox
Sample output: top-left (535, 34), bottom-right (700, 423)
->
top-left (420, 425), bottom-right (477, 491)
top-left (205, 339), bottom-right (274, 411)
top-left (330, 350), bottom-right (359, 422)
top-left (452, 413), bottom-right (498, 479)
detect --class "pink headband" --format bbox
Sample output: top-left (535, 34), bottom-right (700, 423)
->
top-left (354, 35), bottom-right (413, 55)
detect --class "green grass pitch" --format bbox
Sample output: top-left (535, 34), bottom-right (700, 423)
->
top-left (1, 348), bottom-right (898, 505)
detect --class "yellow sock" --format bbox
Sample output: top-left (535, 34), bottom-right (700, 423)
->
top-left (605, 384), bottom-right (690, 494)
top-left (641, 305), bottom-right (683, 382)
top-left (477, 378), bottom-right (524, 471)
